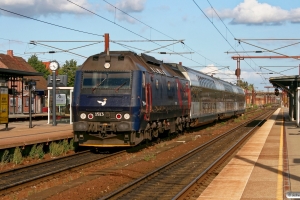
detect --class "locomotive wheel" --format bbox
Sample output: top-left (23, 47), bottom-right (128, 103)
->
top-left (177, 123), bottom-right (183, 132)
top-left (152, 129), bottom-right (159, 137)
top-left (176, 117), bottom-right (183, 132)
top-left (145, 129), bottom-right (152, 140)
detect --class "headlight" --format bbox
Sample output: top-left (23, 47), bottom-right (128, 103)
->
top-left (80, 113), bottom-right (86, 119)
top-left (124, 113), bottom-right (130, 119)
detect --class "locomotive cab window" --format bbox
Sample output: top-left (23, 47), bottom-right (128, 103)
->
top-left (82, 71), bottom-right (132, 90)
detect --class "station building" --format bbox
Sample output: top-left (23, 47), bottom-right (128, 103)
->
top-left (0, 50), bottom-right (47, 115)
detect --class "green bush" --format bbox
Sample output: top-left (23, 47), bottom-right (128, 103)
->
top-left (1, 150), bottom-right (10, 166)
top-left (29, 144), bottom-right (45, 159)
top-left (29, 144), bottom-right (37, 159)
top-left (36, 144), bottom-right (45, 159)
top-left (62, 140), bottom-right (70, 153)
top-left (49, 142), bottom-right (64, 157)
top-left (12, 147), bottom-right (23, 165)
top-left (69, 138), bottom-right (74, 151)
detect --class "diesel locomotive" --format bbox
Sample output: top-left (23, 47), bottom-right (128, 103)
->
top-left (72, 51), bottom-right (245, 147)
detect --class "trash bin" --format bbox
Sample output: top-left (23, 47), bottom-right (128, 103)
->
top-left (42, 107), bottom-right (48, 113)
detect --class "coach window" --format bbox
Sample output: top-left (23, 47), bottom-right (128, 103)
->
top-left (156, 79), bottom-right (159, 89)
top-left (167, 81), bottom-right (171, 90)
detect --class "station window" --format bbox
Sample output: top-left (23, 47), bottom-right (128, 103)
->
top-left (9, 98), bottom-right (16, 107)
top-left (25, 97), bottom-right (29, 107)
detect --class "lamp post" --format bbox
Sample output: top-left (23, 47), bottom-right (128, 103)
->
top-left (49, 61), bottom-right (59, 126)
top-left (28, 80), bottom-right (36, 128)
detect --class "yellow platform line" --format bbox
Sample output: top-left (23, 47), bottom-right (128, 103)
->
top-left (276, 109), bottom-right (283, 199)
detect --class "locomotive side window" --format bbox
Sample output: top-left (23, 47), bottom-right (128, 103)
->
top-left (142, 72), bottom-right (145, 88)
top-left (82, 71), bottom-right (131, 90)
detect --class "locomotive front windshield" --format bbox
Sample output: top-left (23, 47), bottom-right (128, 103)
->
top-left (82, 71), bottom-right (132, 90)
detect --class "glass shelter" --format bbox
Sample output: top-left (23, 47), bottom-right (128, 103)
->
top-left (47, 87), bottom-right (73, 124)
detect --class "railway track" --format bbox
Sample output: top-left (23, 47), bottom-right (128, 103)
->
top-left (0, 108), bottom-right (270, 198)
top-left (100, 109), bottom-right (275, 200)
top-left (0, 150), bottom-right (126, 194)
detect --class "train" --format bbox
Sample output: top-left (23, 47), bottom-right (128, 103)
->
top-left (72, 51), bottom-right (245, 148)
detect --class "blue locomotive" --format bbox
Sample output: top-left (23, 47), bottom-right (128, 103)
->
top-left (72, 51), bottom-right (245, 147)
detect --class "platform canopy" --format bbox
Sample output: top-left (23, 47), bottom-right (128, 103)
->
top-left (269, 75), bottom-right (300, 95)
top-left (270, 75), bottom-right (300, 126)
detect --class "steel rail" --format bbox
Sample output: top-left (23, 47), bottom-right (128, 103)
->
top-left (173, 110), bottom-right (275, 199)
top-left (0, 150), bottom-right (126, 192)
top-left (100, 109), bottom-right (275, 200)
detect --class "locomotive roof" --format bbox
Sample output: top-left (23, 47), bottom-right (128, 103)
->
top-left (80, 51), bottom-right (244, 94)
top-left (79, 51), bottom-right (186, 78)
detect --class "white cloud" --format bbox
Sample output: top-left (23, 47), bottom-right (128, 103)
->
top-left (206, 0), bottom-right (300, 25)
top-left (0, 0), bottom-right (91, 17)
top-left (199, 64), bottom-right (236, 79)
top-left (106, 0), bottom-right (146, 24)
top-left (290, 8), bottom-right (300, 23)
top-left (199, 64), bottom-right (219, 74)
top-left (115, 0), bottom-right (146, 13)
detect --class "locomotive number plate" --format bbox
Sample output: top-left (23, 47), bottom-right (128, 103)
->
top-left (95, 112), bottom-right (104, 116)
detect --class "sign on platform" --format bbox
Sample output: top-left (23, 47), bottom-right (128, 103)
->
top-left (0, 87), bottom-right (8, 124)
top-left (56, 94), bottom-right (66, 106)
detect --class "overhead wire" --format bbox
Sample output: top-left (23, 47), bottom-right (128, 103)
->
top-left (0, 7), bottom-right (103, 37)
top-left (0, 7), bottom-right (102, 60)
top-left (67, 0), bottom-right (210, 67)
top-left (200, 0), bottom-right (281, 82)
top-left (102, 0), bottom-right (223, 69)
top-left (0, 49), bottom-right (67, 64)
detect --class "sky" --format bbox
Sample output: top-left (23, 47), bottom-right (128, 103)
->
top-left (1, 0), bottom-right (300, 91)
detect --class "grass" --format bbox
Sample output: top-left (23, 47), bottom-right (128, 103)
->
top-left (143, 153), bottom-right (156, 161)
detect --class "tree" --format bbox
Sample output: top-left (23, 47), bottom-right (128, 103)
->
top-left (27, 55), bottom-right (50, 80)
top-left (237, 80), bottom-right (248, 89)
top-left (58, 59), bottom-right (78, 87)
top-left (236, 80), bottom-right (256, 91)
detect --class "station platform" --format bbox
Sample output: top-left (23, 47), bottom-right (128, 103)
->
top-left (197, 107), bottom-right (300, 200)
top-left (0, 120), bottom-right (73, 150)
